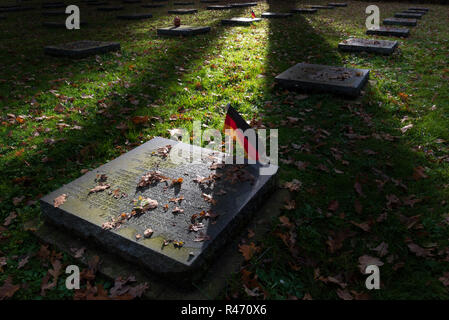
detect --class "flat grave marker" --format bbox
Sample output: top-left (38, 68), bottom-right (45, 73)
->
top-left (328, 2), bottom-right (347, 7)
top-left (230, 2), bottom-right (257, 8)
top-left (383, 17), bottom-right (417, 27)
top-left (291, 8), bottom-right (317, 14)
top-left (168, 8), bottom-right (197, 14)
top-left (142, 3), bottom-right (165, 8)
top-left (174, 1), bottom-right (195, 5)
top-left (366, 26), bottom-right (409, 37)
top-left (207, 5), bottom-right (231, 10)
top-left (44, 40), bottom-right (120, 58)
top-left (117, 13), bottom-right (153, 20)
top-left (408, 7), bottom-right (429, 12)
top-left (97, 6), bottom-right (125, 11)
top-left (221, 17), bottom-right (262, 25)
top-left (308, 5), bottom-right (334, 9)
top-left (261, 12), bottom-right (293, 18)
top-left (157, 25), bottom-right (210, 36)
top-left (338, 38), bottom-right (398, 55)
top-left (40, 137), bottom-right (278, 279)
top-left (395, 12), bottom-right (422, 19)
top-left (275, 62), bottom-right (370, 97)
top-left (201, 0), bottom-right (219, 3)
top-left (401, 10), bottom-right (425, 16)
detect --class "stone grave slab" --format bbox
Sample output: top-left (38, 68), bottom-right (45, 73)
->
top-left (97, 6), bottom-right (125, 11)
top-left (43, 21), bottom-right (88, 28)
top-left (44, 40), bottom-right (120, 58)
top-left (408, 7), bottom-right (429, 12)
top-left (383, 17), bottom-right (417, 27)
top-left (401, 10), bottom-right (425, 16)
top-left (275, 62), bottom-right (370, 97)
top-left (366, 27), bottom-right (409, 37)
top-left (201, 0), bottom-right (219, 3)
top-left (338, 38), bottom-right (398, 55)
top-left (207, 5), bottom-right (231, 10)
top-left (87, 1), bottom-right (110, 6)
top-left (117, 13), bottom-right (153, 20)
top-left (328, 2), bottom-right (347, 7)
top-left (230, 2), bottom-right (257, 8)
top-left (157, 25), bottom-right (210, 36)
top-left (395, 12), bottom-right (422, 19)
top-left (261, 12), bottom-right (293, 18)
top-left (42, 9), bottom-right (67, 16)
top-left (221, 17), bottom-right (262, 25)
top-left (168, 8), bottom-right (197, 14)
top-left (40, 137), bottom-right (278, 279)
top-left (142, 3), bottom-right (165, 8)
top-left (174, 1), bottom-right (194, 5)
top-left (291, 8), bottom-right (317, 14)
top-left (308, 5), bottom-right (334, 9)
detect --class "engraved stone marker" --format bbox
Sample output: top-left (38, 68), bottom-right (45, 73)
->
top-left (395, 12), bottom-right (422, 19)
top-left (366, 26), bottom-right (409, 37)
top-left (328, 2), bottom-right (347, 7)
top-left (168, 8), bottom-right (197, 14)
top-left (383, 17), bottom-right (417, 27)
top-left (338, 38), bottom-right (398, 55)
top-left (230, 2), bottom-right (257, 8)
top-left (207, 5), bottom-right (231, 10)
top-left (261, 12), bottom-right (293, 18)
top-left (44, 41), bottom-right (120, 58)
top-left (41, 137), bottom-right (278, 279)
top-left (308, 5), bottom-right (334, 9)
top-left (275, 62), bottom-right (370, 97)
top-left (221, 17), bottom-right (262, 25)
top-left (157, 25), bottom-right (210, 36)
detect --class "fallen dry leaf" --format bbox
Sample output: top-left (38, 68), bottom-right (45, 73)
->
top-left (0, 277), bottom-right (20, 300)
top-left (53, 194), bottom-right (67, 208)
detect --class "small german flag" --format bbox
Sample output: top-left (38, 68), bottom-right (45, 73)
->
top-left (251, 10), bottom-right (256, 19)
top-left (224, 104), bottom-right (261, 162)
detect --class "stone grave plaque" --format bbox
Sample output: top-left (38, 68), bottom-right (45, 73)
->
top-left (221, 17), bottom-right (262, 25)
top-left (42, 10), bottom-right (67, 16)
top-left (207, 5), bottom-right (231, 10)
top-left (383, 17), bottom-right (417, 27)
top-left (338, 38), bottom-right (398, 55)
top-left (174, 1), bottom-right (194, 5)
top-left (168, 8), bottom-right (197, 14)
top-left (87, 1), bottom-right (110, 6)
top-left (408, 7), bottom-right (429, 12)
top-left (142, 3), bottom-right (164, 8)
top-left (40, 137), bottom-right (278, 278)
top-left (328, 2), bottom-right (347, 7)
top-left (261, 12), bottom-right (293, 18)
top-left (44, 40), bottom-right (120, 58)
top-left (42, 2), bottom-right (66, 9)
top-left (366, 27), bottom-right (409, 37)
top-left (201, 0), bottom-right (219, 3)
top-left (230, 2), bottom-right (257, 8)
top-left (117, 13), bottom-right (153, 20)
top-left (157, 25), bottom-right (210, 36)
top-left (43, 21), bottom-right (88, 28)
top-left (97, 6), bottom-right (125, 11)
top-left (275, 62), bottom-right (370, 97)
top-left (291, 8), bottom-right (317, 14)
top-left (401, 10), bottom-right (424, 16)
top-left (308, 5), bottom-right (334, 9)
top-left (395, 12), bottom-right (422, 19)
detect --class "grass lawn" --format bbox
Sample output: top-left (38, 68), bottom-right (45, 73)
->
top-left (1, 0), bottom-right (449, 300)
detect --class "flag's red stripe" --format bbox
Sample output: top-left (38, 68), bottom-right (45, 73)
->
top-left (224, 115), bottom-right (259, 161)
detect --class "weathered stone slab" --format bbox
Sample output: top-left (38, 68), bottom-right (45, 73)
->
top-left (383, 17), bottom-right (417, 27)
top-left (261, 12), bottom-right (293, 18)
top-left (168, 8), bottom-right (197, 14)
top-left (408, 7), bottom-right (429, 12)
top-left (221, 17), bottom-right (262, 25)
top-left (395, 12), bottom-right (422, 19)
top-left (117, 13), bottom-right (153, 20)
top-left (44, 40), bottom-right (120, 58)
top-left (142, 3), bottom-right (164, 8)
top-left (42, 9), bottom-right (66, 16)
top-left (40, 137), bottom-right (278, 280)
top-left (328, 2), bottom-right (347, 7)
top-left (275, 62), bottom-right (370, 97)
top-left (207, 5), bottom-right (231, 10)
top-left (291, 8), bottom-right (317, 14)
top-left (366, 27), bottom-right (409, 37)
top-left (230, 2), bottom-right (257, 8)
top-left (401, 10), bottom-right (425, 16)
top-left (97, 6), bottom-right (124, 11)
top-left (174, 1), bottom-right (194, 5)
top-left (43, 21), bottom-right (88, 28)
top-left (157, 25), bottom-right (210, 36)
top-left (338, 38), bottom-right (398, 55)
top-left (201, 0), bottom-right (219, 3)
top-left (308, 5), bottom-right (334, 9)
